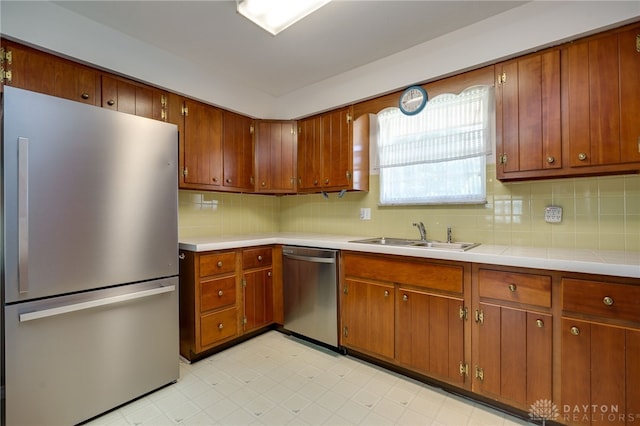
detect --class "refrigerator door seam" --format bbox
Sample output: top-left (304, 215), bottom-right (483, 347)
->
top-left (18, 136), bottom-right (29, 294)
top-left (19, 284), bottom-right (176, 322)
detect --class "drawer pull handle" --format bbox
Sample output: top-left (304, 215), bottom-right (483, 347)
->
top-left (536, 319), bottom-right (544, 328)
top-left (402, 294), bottom-right (408, 302)
top-left (258, 255), bottom-right (263, 261)
top-left (107, 99), bottom-right (115, 106)
top-left (217, 261), bottom-right (223, 268)
top-left (570, 326), bottom-right (580, 336)
top-left (81, 92), bottom-right (90, 99)
top-left (218, 323), bottom-right (224, 330)
top-left (508, 284), bottom-right (517, 292)
top-left (603, 296), bottom-right (614, 306)
top-left (218, 290), bottom-right (223, 297)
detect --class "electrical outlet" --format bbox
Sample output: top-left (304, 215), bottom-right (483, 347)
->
top-left (545, 206), bottom-right (562, 223)
top-left (360, 208), bottom-right (371, 220)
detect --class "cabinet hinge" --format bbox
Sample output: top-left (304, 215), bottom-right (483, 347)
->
top-left (243, 316), bottom-right (247, 325)
top-left (160, 94), bottom-right (167, 108)
top-left (475, 309), bottom-right (484, 325)
top-left (0, 48), bottom-right (12, 64)
top-left (182, 105), bottom-right (189, 116)
top-left (459, 306), bottom-right (468, 321)
top-left (459, 362), bottom-right (469, 377)
top-left (161, 110), bottom-right (167, 121)
top-left (343, 326), bottom-right (349, 337)
top-left (497, 72), bottom-right (506, 85)
top-left (242, 278), bottom-right (247, 288)
top-left (183, 167), bottom-right (189, 177)
top-left (1, 67), bottom-right (12, 84)
top-left (475, 366), bottom-right (484, 382)
top-left (346, 170), bottom-right (352, 181)
top-left (636, 34), bottom-right (640, 53)
top-left (250, 124), bottom-right (254, 134)
top-left (499, 154), bottom-right (508, 165)
top-left (343, 286), bottom-right (349, 295)
top-left (346, 113), bottom-right (352, 124)
top-left (637, 136), bottom-right (640, 153)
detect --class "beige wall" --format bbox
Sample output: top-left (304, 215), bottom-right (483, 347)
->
top-left (179, 166), bottom-right (640, 252)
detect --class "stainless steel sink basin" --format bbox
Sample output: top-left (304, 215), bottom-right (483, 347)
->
top-left (349, 237), bottom-right (479, 251)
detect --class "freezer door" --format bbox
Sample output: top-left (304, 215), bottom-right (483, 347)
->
top-left (3, 87), bottom-right (178, 303)
top-left (4, 277), bottom-right (179, 426)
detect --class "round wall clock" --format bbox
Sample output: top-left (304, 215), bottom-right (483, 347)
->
top-left (399, 85), bottom-right (428, 116)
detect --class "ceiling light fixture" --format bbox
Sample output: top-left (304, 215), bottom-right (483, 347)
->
top-left (236, 0), bottom-right (331, 36)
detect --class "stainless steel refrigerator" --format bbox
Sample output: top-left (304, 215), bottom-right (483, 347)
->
top-left (1, 86), bottom-right (180, 425)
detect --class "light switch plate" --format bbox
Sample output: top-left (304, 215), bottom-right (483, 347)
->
top-left (360, 207), bottom-right (371, 220)
top-left (545, 206), bottom-right (562, 223)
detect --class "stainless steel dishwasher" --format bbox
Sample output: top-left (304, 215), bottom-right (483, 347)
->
top-left (282, 246), bottom-right (339, 348)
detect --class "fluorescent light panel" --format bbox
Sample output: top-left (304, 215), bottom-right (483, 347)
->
top-left (237, 0), bottom-right (331, 35)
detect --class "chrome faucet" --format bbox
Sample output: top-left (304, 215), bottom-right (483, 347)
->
top-left (447, 226), bottom-right (453, 243)
top-left (413, 222), bottom-right (427, 240)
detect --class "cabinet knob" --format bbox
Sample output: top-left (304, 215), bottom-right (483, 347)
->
top-left (313, 180), bottom-right (318, 185)
top-left (218, 323), bottom-right (224, 330)
top-left (267, 271), bottom-right (272, 277)
top-left (81, 92), bottom-right (90, 100)
top-left (603, 296), bottom-right (614, 306)
top-left (578, 152), bottom-right (587, 161)
top-left (226, 178), bottom-right (232, 184)
top-left (536, 319), bottom-right (544, 328)
top-left (546, 156), bottom-right (555, 164)
top-left (570, 326), bottom-right (580, 336)
top-left (324, 179), bottom-right (329, 184)
top-left (261, 181), bottom-right (266, 187)
top-left (508, 284), bottom-right (517, 292)
top-left (107, 99), bottom-right (115, 106)
top-left (217, 261), bottom-right (223, 268)
top-left (402, 294), bottom-right (408, 302)
top-left (218, 290), bottom-right (223, 297)
top-left (384, 290), bottom-right (389, 298)
top-left (257, 255), bottom-right (263, 261)
top-left (212, 177), bottom-right (218, 182)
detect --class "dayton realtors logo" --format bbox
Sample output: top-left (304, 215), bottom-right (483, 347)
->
top-left (529, 399), bottom-right (559, 425)
top-left (530, 400), bottom-right (639, 424)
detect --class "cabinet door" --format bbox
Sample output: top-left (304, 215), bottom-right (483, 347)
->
top-left (320, 107), bottom-right (352, 189)
top-left (396, 288), bottom-right (464, 384)
top-left (341, 278), bottom-right (394, 359)
top-left (183, 100), bottom-right (223, 187)
top-left (496, 49), bottom-right (561, 179)
top-left (561, 319), bottom-right (628, 426)
top-left (101, 75), bottom-right (167, 121)
top-left (619, 28), bottom-right (640, 164)
top-left (255, 121), bottom-right (297, 193)
top-left (297, 116), bottom-right (321, 191)
top-left (243, 268), bottom-right (273, 332)
top-left (222, 111), bottom-right (255, 191)
top-left (476, 303), bottom-right (552, 408)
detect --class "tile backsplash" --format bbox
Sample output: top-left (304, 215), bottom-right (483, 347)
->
top-left (179, 167), bottom-right (640, 252)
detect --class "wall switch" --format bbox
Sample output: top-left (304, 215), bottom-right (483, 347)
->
top-left (360, 207), bottom-right (371, 220)
top-left (545, 206), bottom-right (562, 223)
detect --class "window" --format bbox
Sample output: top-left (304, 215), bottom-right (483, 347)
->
top-left (377, 85), bottom-right (493, 205)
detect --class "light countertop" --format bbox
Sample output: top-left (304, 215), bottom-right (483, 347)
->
top-left (179, 233), bottom-right (640, 279)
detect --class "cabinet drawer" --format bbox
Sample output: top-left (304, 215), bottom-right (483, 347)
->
top-left (200, 307), bottom-right (237, 347)
top-left (563, 278), bottom-right (640, 322)
top-left (242, 247), bottom-right (272, 269)
top-left (199, 251), bottom-right (236, 277)
top-left (200, 276), bottom-right (236, 312)
top-left (478, 269), bottom-right (551, 308)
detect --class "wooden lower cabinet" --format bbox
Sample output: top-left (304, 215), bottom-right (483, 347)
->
top-left (341, 277), bottom-right (395, 359)
top-left (179, 246), bottom-right (277, 361)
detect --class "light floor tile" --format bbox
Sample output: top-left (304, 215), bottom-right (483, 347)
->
top-left (85, 331), bottom-right (535, 426)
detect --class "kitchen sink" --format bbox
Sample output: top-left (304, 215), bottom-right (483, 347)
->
top-left (349, 237), bottom-right (479, 251)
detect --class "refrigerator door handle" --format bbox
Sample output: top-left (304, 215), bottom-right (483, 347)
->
top-left (19, 284), bottom-right (176, 322)
top-left (18, 136), bottom-right (29, 294)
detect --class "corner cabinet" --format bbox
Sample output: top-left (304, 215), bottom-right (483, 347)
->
top-left (341, 251), bottom-right (470, 388)
top-left (254, 120), bottom-right (297, 193)
top-left (297, 107), bottom-right (369, 193)
top-left (179, 246), bottom-right (277, 361)
top-left (472, 267), bottom-right (553, 411)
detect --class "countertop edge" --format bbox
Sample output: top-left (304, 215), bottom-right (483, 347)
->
top-left (178, 234), bottom-right (640, 279)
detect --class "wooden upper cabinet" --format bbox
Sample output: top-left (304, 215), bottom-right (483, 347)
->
top-left (298, 106), bottom-right (368, 193)
top-left (1, 40), bottom-right (100, 105)
top-left (101, 75), bottom-right (168, 121)
top-left (563, 23), bottom-right (640, 172)
top-left (222, 111), bottom-right (255, 191)
top-left (495, 49), bottom-right (561, 180)
top-left (255, 120), bottom-right (297, 193)
top-left (182, 100), bottom-right (223, 188)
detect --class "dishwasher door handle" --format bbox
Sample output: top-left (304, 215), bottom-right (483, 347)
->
top-left (283, 253), bottom-right (336, 264)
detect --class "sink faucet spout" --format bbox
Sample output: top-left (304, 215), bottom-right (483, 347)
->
top-left (413, 222), bottom-right (427, 240)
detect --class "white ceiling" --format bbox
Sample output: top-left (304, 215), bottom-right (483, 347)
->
top-left (53, 1), bottom-right (527, 97)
